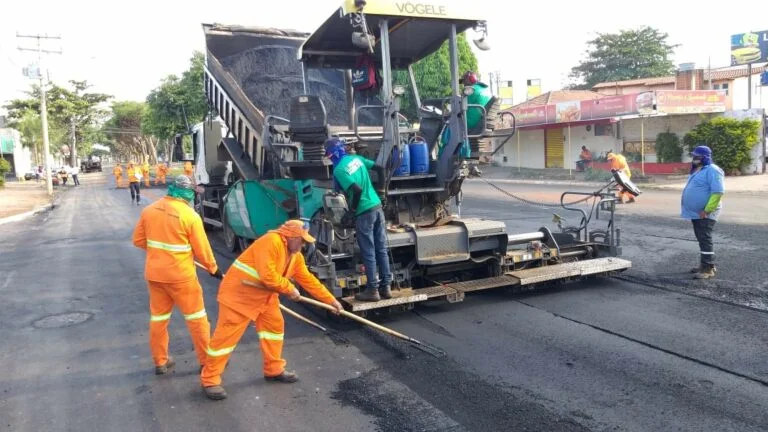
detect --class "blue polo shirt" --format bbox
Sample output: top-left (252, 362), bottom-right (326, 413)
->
top-left (681, 164), bottom-right (724, 220)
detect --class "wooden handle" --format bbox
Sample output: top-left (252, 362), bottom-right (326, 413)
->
top-left (279, 305), bottom-right (327, 332)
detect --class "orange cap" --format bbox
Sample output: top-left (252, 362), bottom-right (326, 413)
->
top-left (272, 219), bottom-right (315, 243)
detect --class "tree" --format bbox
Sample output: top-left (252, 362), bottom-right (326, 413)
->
top-left (569, 26), bottom-right (678, 90)
top-left (393, 33), bottom-right (479, 120)
top-left (144, 51), bottom-right (209, 159)
top-left (683, 117), bottom-right (760, 175)
top-left (103, 101), bottom-right (159, 163)
top-left (3, 80), bottom-right (112, 165)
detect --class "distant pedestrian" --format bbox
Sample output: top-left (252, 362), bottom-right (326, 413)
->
top-left (35, 166), bottom-right (42, 183)
top-left (576, 146), bottom-right (592, 171)
top-left (71, 165), bottom-right (81, 186)
top-left (127, 162), bottom-right (141, 205)
top-left (681, 145), bottom-right (724, 280)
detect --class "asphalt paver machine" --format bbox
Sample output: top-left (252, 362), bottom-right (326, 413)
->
top-left (196, 0), bottom-right (634, 315)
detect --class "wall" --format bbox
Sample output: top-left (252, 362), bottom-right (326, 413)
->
top-left (564, 124), bottom-right (620, 169)
top-left (731, 75), bottom-right (768, 111)
top-left (595, 83), bottom-right (674, 95)
top-left (492, 129), bottom-right (545, 168)
top-left (620, 114), bottom-right (713, 163)
top-left (491, 124), bottom-right (619, 170)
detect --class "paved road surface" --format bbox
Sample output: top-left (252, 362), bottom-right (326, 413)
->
top-left (1, 171), bottom-right (767, 431)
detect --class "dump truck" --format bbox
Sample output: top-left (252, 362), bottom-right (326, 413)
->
top-left (80, 155), bottom-right (102, 173)
top-left (183, 0), bottom-right (635, 315)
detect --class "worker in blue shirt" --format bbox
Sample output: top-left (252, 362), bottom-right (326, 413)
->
top-left (680, 145), bottom-right (724, 280)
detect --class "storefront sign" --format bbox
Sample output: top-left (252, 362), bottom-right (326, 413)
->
top-left (655, 90), bottom-right (726, 114)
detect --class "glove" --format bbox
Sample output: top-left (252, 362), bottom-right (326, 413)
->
top-left (210, 269), bottom-right (223, 280)
top-left (341, 210), bottom-right (356, 229)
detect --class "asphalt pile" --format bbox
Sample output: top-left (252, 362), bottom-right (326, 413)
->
top-left (220, 46), bottom-right (382, 127)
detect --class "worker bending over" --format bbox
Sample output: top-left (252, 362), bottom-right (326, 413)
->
top-left (155, 163), bottom-right (167, 186)
top-left (113, 163), bottom-right (123, 188)
top-left (200, 220), bottom-right (343, 400)
top-left (325, 139), bottom-right (391, 302)
top-left (133, 175), bottom-right (221, 375)
top-left (607, 151), bottom-right (635, 204)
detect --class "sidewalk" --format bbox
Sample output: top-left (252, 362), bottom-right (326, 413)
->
top-left (475, 166), bottom-right (768, 193)
top-left (0, 181), bottom-right (55, 224)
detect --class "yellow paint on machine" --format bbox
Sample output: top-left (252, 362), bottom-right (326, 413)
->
top-left (341, 0), bottom-right (485, 21)
top-left (545, 128), bottom-right (564, 168)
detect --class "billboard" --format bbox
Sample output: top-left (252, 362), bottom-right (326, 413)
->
top-left (730, 30), bottom-right (768, 65)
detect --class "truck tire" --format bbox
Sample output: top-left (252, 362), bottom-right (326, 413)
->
top-left (221, 209), bottom-right (239, 253)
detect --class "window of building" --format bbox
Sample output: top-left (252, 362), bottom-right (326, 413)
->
top-left (623, 141), bottom-right (656, 157)
top-left (714, 83), bottom-right (729, 96)
top-left (594, 124), bottom-right (613, 136)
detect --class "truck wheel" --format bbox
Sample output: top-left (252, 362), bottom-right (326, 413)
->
top-left (221, 211), bottom-right (239, 253)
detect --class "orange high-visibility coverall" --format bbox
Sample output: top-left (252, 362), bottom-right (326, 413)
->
top-left (113, 165), bottom-right (123, 188)
top-left (608, 153), bottom-right (634, 202)
top-left (155, 164), bottom-right (167, 185)
top-left (184, 161), bottom-right (194, 178)
top-left (200, 230), bottom-right (337, 387)
top-left (142, 162), bottom-right (151, 187)
top-left (132, 196), bottom-right (219, 367)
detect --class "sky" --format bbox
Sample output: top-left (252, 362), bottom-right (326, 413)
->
top-left (1, 0), bottom-right (766, 111)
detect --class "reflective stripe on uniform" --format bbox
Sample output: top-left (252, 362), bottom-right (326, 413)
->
top-left (206, 344), bottom-right (236, 357)
top-left (233, 259), bottom-right (260, 279)
top-left (147, 239), bottom-right (192, 253)
top-left (700, 251), bottom-right (714, 255)
top-left (184, 309), bottom-right (207, 320)
top-left (257, 331), bottom-right (284, 341)
top-left (150, 312), bottom-right (172, 322)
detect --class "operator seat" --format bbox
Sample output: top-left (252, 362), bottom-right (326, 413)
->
top-left (289, 95), bottom-right (329, 161)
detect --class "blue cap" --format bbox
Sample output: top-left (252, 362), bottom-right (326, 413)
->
top-left (324, 138), bottom-right (346, 165)
top-left (691, 145), bottom-right (712, 158)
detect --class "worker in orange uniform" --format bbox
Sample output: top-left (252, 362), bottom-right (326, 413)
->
top-left (184, 161), bottom-right (194, 179)
top-left (142, 161), bottom-right (151, 187)
top-left (154, 162), bottom-right (167, 186)
top-left (607, 151), bottom-right (635, 204)
top-left (133, 175), bottom-right (222, 375)
top-left (127, 162), bottom-right (142, 205)
top-left (113, 163), bottom-right (123, 188)
top-left (200, 220), bottom-right (343, 401)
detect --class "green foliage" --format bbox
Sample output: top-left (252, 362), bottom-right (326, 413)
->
top-left (623, 151), bottom-right (642, 163)
top-left (583, 167), bottom-right (614, 182)
top-left (655, 132), bottom-right (683, 162)
top-left (393, 33), bottom-right (479, 120)
top-left (569, 26), bottom-right (677, 89)
top-left (683, 117), bottom-right (760, 174)
top-left (0, 158), bottom-right (10, 186)
top-left (3, 80), bottom-right (111, 163)
top-left (144, 51), bottom-right (208, 140)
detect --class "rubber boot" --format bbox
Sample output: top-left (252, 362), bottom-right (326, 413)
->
top-left (265, 370), bottom-right (299, 383)
top-left (694, 265), bottom-right (716, 280)
top-left (203, 385), bottom-right (228, 400)
top-left (155, 356), bottom-right (176, 375)
top-left (354, 286), bottom-right (380, 302)
top-left (379, 284), bottom-right (392, 300)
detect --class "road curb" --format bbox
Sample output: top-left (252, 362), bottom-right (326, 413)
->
top-left (0, 203), bottom-right (55, 226)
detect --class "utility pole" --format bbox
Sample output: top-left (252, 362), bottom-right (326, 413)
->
top-left (17, 33), bottom-right (62, 197)
top-left (70, 116), bottom-right (77, 168)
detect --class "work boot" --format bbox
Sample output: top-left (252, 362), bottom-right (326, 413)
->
top-left (690, 265), bottom-right (717, 274)
top-left (694, 266), bottom-right (716, 280)
top-left (379, 284), bottom-right (392, 300)
top-left (155, 356), bottom-right (176, 375)
top-left (354, 286), bottom-right (380, 302)
top-left (202, 385), bottom-right (228, 400)
top-left (264, 370), bottom-right (299, 383)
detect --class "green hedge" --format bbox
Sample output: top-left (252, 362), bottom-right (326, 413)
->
top-left (655, 132), bottom-right (683, 163)
top-left (683, 117), bottom-right (759, 174)
top-left (0, 158), bottom-right (10, 187)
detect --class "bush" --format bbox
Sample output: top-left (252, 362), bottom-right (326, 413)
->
top-left (584, 167), bottom-right (614, 182)
top-left (655, 132), bottom-right (683, 162)
top-left (683, 117), bottom-right (759, 174)
top-left (623, 151), bottom-right (642, 163)
top-left (0, 158), bottom-right (10, 187)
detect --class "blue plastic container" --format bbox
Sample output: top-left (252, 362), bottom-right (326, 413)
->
top-left (409, 140), bottom-right (429, 175)
top-left (394, 144), bottom-right (411, 176)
